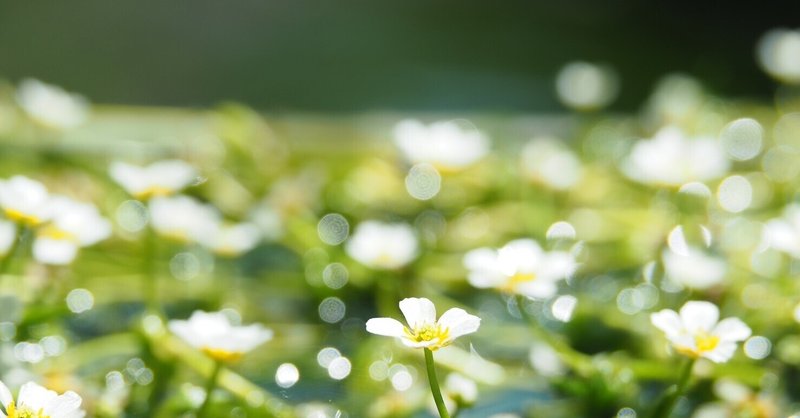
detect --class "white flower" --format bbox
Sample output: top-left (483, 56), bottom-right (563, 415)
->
top-left (0, 380), bottom-right (85, 418)
top-left (663, 248), bottom-right (726, 290)
top-left (651, 301), bottom-right (751, 363)
top-left (762, 204), bottom-right (800, 258)
top-left (366, 297), bottom-right (480, 351)
top-left (555, 61), bottom-right (618, 111)
top-left (520, 138), bottom-right (583, 190)
top-left (15, 79), bottom-right (88, 130)
top-left (757, 28), bottom-right (800, 84)
top-left (169, 310), bottom-right (273, 362)
top-left (444, 373), bottom-right (478, 406)
top-left (0, 176), bottom-right (53, 226)
top-left (148, 196), bottom-right (220, 243)
top-left (345, 221), bottom-right (418, 269)
top-left (393, 119), bottom-right (490, 171)
top-left (109, 160), bottom-right (197, 200)
top-left (0, 220), bottom-right (16, 256)
top-left (198, 222), bottom-right (261, 257)
top-left (621, 126), bottom-right (729, 187)
top-left (32, 196), bottom-right (112, 265)
top-left (463, 239), bottom-right (576, 299)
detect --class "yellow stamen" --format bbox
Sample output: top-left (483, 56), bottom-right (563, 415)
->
top-left (403, 324), bottom-right (451, 351)
top-left (202, 347), bottom-right (243, 363)
top-left (6, 401), bottom-right (49, 418)
top-left (676, 332), bottom-right (720, 358)
top-left (134, 186), bottom-right (174, 201)
top-left (4, 209), bottom-right (41, 227)
top-left (502, 272), bottom-right (536, 292)
top-left (38, 225), bottom-right (77, 242)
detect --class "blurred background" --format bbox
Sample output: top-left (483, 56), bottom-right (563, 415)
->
top-left (1, 1), bottom-right (799, 111)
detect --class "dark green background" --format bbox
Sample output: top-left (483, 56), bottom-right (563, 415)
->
top-left (0, 1), bottom-right (796, 111)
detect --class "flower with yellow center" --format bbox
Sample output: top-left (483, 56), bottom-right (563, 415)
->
top-left (463, 239), bottom-right (576, 299)
top-left (393, 119), bottom-right (490, 173)
top-left (168, 310), bottom-right (273, 363)
top-left (345, 221), bottom-right (418, 270)
top-left (109, 160), bottom-right (197, 200)
top-left (366, 297), bottom-right (481, 351)
top-left (0, 380), bottom-right (85, 418)
top-left (197, 222), bottom-right (262, 257)
top-left (651, 300), bottom-right (751, 363)
top-left (15, 79), bottom-right (88, 130)
top-left (31, 196), bottom-right (111, 266)
top-left (0, 176), bottom-right (53, 227)
top-left (148, 195), bottom-right (220, 243)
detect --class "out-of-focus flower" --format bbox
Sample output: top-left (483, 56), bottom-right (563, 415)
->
top-left (345, 221), bottom-right (417, 269)
top-left (15, 79), bottom-right (89, 130)
top-left (109, 160), bottom-right (197, 201)
top-left (463, 239), bottom-right (576, 299)
top-left (444, 373), bottom-right (478, 406)
top-left (168, 310), bottom-right (273, 362)
top-left (663, 248), bottom-right (726, 290)
top-left (621, 126), bottom-right (729, 187)
top-left (651, 300), bottom-right (751, 363)
top-left (757, 28), bottom-right (800, 84)
top-left (0, 380), bottom-right (86, 418)
top-left (0, 220), bottom-right (16, 256)
top-left (32, 196), bottom-right (112, 265)
top-left (762, 204), bottom-right (800, 258)
top-left (366, 297), bottom-right (480, 351)
top-left (148, 195), bottom-right (220, 243)
top-left (555, 61), bottom-right (618, 111)
top-left (198, 222), bottom-right (261, 257)
top-left (520, 137), bottom-right (583, 190)
top-left (393, 119), bottom-right (490, 172)
top-left (0, 176), bottom-right (53, 227)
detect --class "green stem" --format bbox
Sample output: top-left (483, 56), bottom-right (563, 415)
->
top-left (0, 225), bottom-right (28, 281)
top-left (650, 358), bottom-right (695, 418)
top-left (424, 348), bottom-right (450, 418)
top-left (196, 360), bottom-right (223, 418)
top-left (144, 223), bottom-right (161, 316)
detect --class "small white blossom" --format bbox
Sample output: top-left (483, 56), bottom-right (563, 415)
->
top-left (444, 373), bottom-right (478, 406)
top-left (393, 119), bottom-right (489, 172)
top-left (109, 160), bottom-right (197, 200)
top-left (0, 220), bottom-right (16, 256)
top-left (651, 301), bottom-right (751, 363)
top-left (0, 176), bottom-right (53, 226)
top-left (345, 221), bottom-right (418, 269)
top-left (520, 137), bottom-right (583, 190)
top-left (198, 222), bottom-right (261, 257)
top-left (169, 310), bottom-right (273, 362)
top-left (0, 380), bottom-right (86, 418)
top-left (621, 126), bottom-right (729, 187)
top-left (148, 195), bottom-right (220, 243)
top-left (463, 239), bottom-right (576, 299)
top-left (555, 61), bottom-right (618, 111)
top-left (663, 248), bottom-right (726, 290)
top-left (32, 196), bottom-right (112, 265)
top-left (16, 79), bottom-right (88, 130)
top-left (366, 297), bottom-right (480, 351)
top-left (762, 204), bottom-right (800, 258)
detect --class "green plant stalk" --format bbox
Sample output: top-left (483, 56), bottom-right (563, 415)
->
top-left (196, 360), bottom-right (223, 418)
top-left (650, 358), bottom-right (695, 418)
top-left (0, 225), bottom-right (28, 280)
top-left (144, 223), bottom-right (162, 316)
top-left (424, 348), bottom-right (450, 418)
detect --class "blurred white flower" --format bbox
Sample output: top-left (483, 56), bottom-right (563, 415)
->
top-left (169, 310), bottom-right (273, 362)
top-left (32, 196), bottom-right (112, 265)
top-left (0, 176), bottom-right (53, 226)
top-left (555, 61), bottom-right (618, 111)
top-left (520, 137), bottom-right (583, 190)
top-left (0, 380), bottom-right (86, 418)
top-left (15, 79), bottom-right (89, 130)
top-left (463, 239), bottom-right (576, 299)
top-left (0, 220), bottom-right (16, 256)
top-left (366, 297), bottom-right (480, 351)
top-left (198, 222), bottom-right (261, 257)
top-left (109, 160), bottom-right (197, 200)
top-left (444, 373), bottom-right (478, 406)
top-left (393, 119), bottom-right (490, 172)
top-left (345, 221), bottom-right (417, 269)
top-left (662, 248), bottom-right (726, 290)
top-left (651, 300), bottom-right (751, 363)
top-left (621, 126), bottom-right (729, 187)
top-left (762, 204), bottom-right (800, 258)
top-left (148, 195), bottom-right (220, 243)
top-left (757, 28), bottom-right (800, 84)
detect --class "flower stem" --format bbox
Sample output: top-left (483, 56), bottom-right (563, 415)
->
top-left (650, 358), bottom-right (695, 418)
top-left (143, 224), bottom-right (161, 316)
top-left (424, 348), bottom-right (450, 418)
top-left (0, 225), bottom-right (28, 281)
top-left (196, 360), bottom-right (223, 418)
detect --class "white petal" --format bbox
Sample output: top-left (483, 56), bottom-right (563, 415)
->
top-left (651, 309), bottom-right (684, 338)
top-left (437, 308), bottom-right (481, 339)
top-left (44, 390), bottom-right (82, 416)
top-left (713, 317), bottom-right (751, 342)
top-left (365, 318), bottom-right (406, 337)
top-left (703, 341), bottom-right (738, 363)
top-left (32, 238), bottom-right (78, 265)
top-left (515, 280), bottom-right (558, 299)
top-left (399, 297), bottom-right (436, 328)
top-left (679, 301), bottom-right (719, 333)
top-left (18, 382), bottom-right (56, 410)
top-left (0, 380), bottom-right (13, 410)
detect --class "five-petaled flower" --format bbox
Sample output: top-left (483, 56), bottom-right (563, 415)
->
top-left (169, 310), bottom-right (273, 362)
top-left (366, 297), bottom-right (480, 351)
top-left (651, 300), bottom-right (751, 363)
top-left (0, 380), bottom-right (85, 418)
